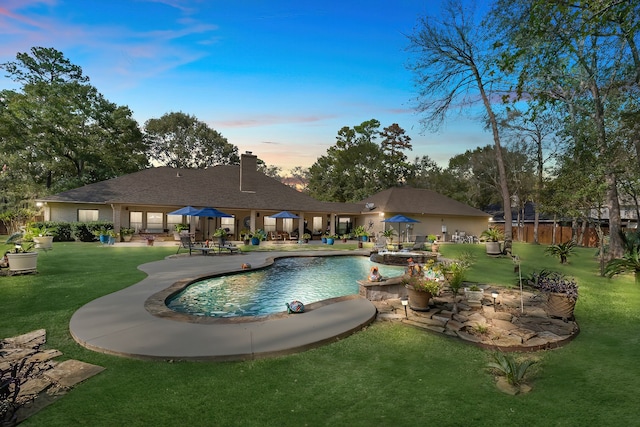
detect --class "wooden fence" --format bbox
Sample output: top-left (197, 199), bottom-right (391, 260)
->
top-left (499, 223), bottom-right (601, 248)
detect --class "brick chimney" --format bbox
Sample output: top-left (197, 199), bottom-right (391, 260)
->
top-left (240, 151), bottom-right (258, 192)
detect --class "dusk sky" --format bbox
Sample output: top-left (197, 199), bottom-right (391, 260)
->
top-left (0, 0), bottom-right (493, 173)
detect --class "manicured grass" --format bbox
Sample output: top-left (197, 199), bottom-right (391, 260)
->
top-left (2, 242), bottom-right (639, 426)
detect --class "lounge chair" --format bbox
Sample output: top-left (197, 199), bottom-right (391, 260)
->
top-left (412, 235), bottom-right (427, 250)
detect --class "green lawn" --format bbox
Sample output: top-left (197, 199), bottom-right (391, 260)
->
top-left (2, 242), bottom-right (639, 426)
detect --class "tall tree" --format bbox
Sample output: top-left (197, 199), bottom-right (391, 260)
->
top-left (144, 112), bottom-right (239, 169)
top-left (498, 106), bottom-right (562, 243)
top-left (491, 0), bottom-right (640, 258)
top-left (0, 47), bottom-right (148, 195)
top-left (307, 119), bottom-right (386, 202)
top-left (380, 123), bottom-right (413, 186)
top-left (407, 0), bottom-right (515, 251)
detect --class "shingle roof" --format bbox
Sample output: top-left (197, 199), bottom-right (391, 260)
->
top-left (41, 166), bottom-right (362, 214)
top-left (360, 187), bottom-right (490, 217)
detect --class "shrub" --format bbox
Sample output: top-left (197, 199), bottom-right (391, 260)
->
top-left (486, 352), bottom-right (536, 386)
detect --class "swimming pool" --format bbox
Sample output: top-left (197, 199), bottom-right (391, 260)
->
top-left (167, 256), bottom-right (405, 318)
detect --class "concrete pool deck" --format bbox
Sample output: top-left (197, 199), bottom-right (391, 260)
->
top-left (69, 249), bottom-right (378, 361)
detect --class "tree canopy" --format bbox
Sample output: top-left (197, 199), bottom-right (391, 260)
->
top-left (144, 112), bottom-right (238, 169)
top-left (0, 47), bottom-right (148, 201)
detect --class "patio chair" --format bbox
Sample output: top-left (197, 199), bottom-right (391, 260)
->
top-left (177, 235), bottom-right (194, 255)
top-left (411, 235), bottom-right (427, 250)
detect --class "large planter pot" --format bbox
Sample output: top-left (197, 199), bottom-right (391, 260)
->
top-left (545, 292), bottom-right (576, 320)
top-left (464, 287), bottom-right (484, 303)
top-left (321, 237), bottom-right (327, 243)
top-left (7, 252), bottom-right (38, 274)
top-left (33, 235), bottom-right (54, 250)
top-left (361, 236), bottom-right (369, 242)
top-left (485, 241), bottom-right (501, 255)
top-left (326, 238), bottom-right (335, 245)
top-left (122, 235), bottom-right (133, 242)
top-left (405, 285), bottom-right (432, 311)
top-left (251, 237), bottom-right (261, 245)
top-left (99, 234), bottom-right (109, 244)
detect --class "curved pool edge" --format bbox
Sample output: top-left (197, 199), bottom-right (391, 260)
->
top-left (69, 250), bottom-right (378, 361)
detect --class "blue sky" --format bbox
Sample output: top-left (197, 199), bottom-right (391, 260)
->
top-left (0, 0), bottom-right (492, 173)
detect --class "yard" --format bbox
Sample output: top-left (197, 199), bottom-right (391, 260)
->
top-left (2, 241), bottom-right (639, 426)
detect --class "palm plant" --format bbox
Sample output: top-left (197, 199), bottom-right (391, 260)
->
top-left (382, 228), bottom-right (397, 244)
top-left (486, 352), bottom-right (536, 386)
top-left (605, 231), bottom-right (640, 284)
top-left (545, 240), bottom-right (576, 264)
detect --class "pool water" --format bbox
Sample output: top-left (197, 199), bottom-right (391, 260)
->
top-left (167, 256), bottom-right (405, 317)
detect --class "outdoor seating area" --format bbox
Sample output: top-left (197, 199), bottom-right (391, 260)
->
top-left (267, 231), bottom-right (298, 241)
top-left (451, 231), bottom-right (478, 244)
top-left (176, 235), bottom-right (241, 256)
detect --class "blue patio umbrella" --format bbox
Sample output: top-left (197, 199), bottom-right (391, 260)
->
top-left (193, 207), bottom-right (233, 239)
top-left (168, 206), bottom-right (201, 216)
top-left (382, 214), bottom-right (420, 242)
top-left (270, 211), bottom-right (300, 219)
top-left (193, 207), bottom-right (233, 218)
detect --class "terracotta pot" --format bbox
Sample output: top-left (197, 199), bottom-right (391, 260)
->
top-left (405, 284), bottom-right (432, 311)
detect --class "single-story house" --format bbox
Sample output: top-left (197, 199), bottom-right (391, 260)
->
top-left (359, 187), bottom-right (490, 242)
top-left (38, 152), bottom-right (490, 242)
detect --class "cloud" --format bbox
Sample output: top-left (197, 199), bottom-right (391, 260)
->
top-left (215, 114), bottom-right (336, 128)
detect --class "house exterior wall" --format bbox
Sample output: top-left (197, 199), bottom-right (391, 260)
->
top-left (359, 213), bottom-right (488, 242)
top-left (45, 203), bottom-right (113, 223)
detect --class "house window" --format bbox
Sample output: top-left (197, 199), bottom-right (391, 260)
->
top-left (264, 217), bottom-right (276, 232)
top-left (167, 214), bottom-right (182, 232)
top-left (283, 218), bottom-right (293, 233)
top-left (221, 217), bottom-right (235, 236)
top-left (312, 217), bottom-right (323, 234)
top-left (146, 212), bottom-right (163, 232)
top-left (130, 212), bottom-right (143, 232)
top-left (78, 209), bottom-right (99, 222)
top-left (338, 217), bottom-right (351, 235)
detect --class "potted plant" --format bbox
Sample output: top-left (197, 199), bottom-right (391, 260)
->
top-left (427, 234), bottom-right (437, 243)
top-left (251, 229), bottom-right (266, 245)
top-left (382, 228), bottom-right (397, 245)
top-left (4, 231), bottom-right (38, 274)
top-left (143, 234), bottom-right (155, 246)
top-left (107, 229), bottom-right (117, 245)
top-left (173, 224), bottom-right (189, 240)
top-left (442, 260), bottom-right (468, 313)
top-left (302, 233), bottom-right (311, 243)
top-left (92, 226), bottom-right (111, 244)
top-left (240, 229), bottom-right (252, 245)
top-left (481, 227), bottom-right (504, 255)
top-left (120, 227), bottom-right (135, 242)
top-left (402, 268), bottom-right (441, 311)
top-left (27, 224), bottom-right (58, 250)
top-left (213, 228), bottom-right (227, 246)
top-left (321, 233), bottom-right (328, 244)
top-left (341, 233), bottom-right (349, 243)
top-left (464, 284), bottom-right (484, 303)
top-left (354, 226), bottom-right (368, 242)
top-left (326, 235), bottom-right (337, 245)
top-left (525, 270), bottom-right (578, 320)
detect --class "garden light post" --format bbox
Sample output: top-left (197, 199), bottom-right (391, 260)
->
top-left (491, 291), bottom-right (498, 310)
top-left (401, 297), bottom-right (408, 318)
